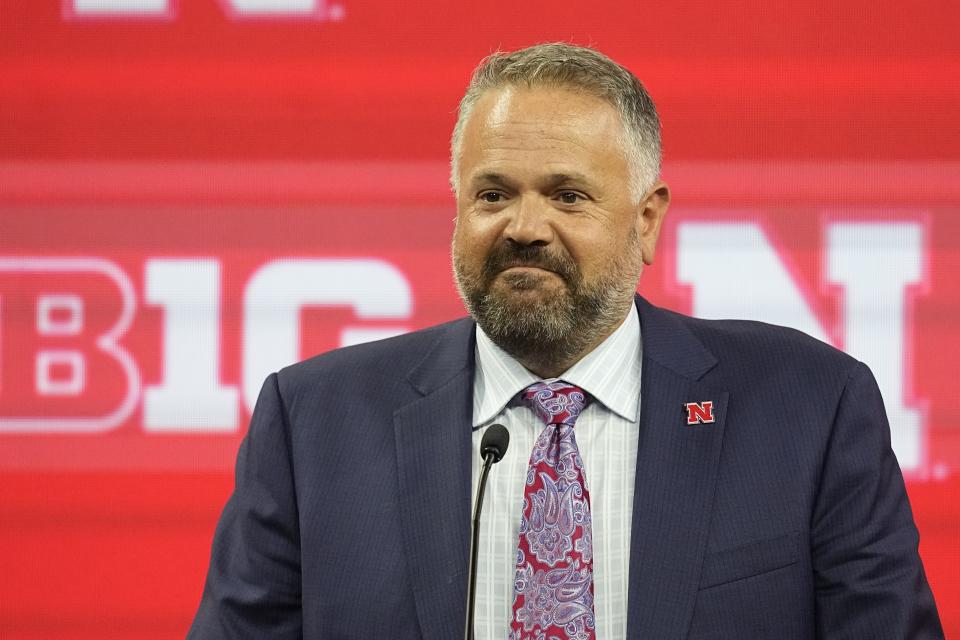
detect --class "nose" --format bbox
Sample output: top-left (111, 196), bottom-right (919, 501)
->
top-left (503, 195), bottom-right (554, 246)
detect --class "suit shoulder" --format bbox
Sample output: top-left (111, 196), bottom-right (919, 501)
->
top-left (676, 311), bottom-right (861, 382)
top-left (275, 317), bottom-right (472, 395)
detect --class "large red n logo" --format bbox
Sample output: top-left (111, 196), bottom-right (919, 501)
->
top-left (685, 401), bottom-right (715, 425)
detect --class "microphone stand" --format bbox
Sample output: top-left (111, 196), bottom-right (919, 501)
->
top-left (465, 424), bottom-right (509, 640)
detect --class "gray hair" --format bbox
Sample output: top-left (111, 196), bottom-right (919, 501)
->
top-left (450, 42), bottom-right (662, 202)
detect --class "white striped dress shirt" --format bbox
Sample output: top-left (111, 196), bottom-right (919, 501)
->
top-left (471, 303), bottom-right (642, 639)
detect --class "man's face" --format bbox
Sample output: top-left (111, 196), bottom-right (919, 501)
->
top-left (451, 85), bottom-right (669, 370)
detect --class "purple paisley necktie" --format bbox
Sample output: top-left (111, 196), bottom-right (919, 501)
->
top-left (510, 380), bottom-right (596, 640)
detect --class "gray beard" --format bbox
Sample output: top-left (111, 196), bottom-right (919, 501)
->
top-left (453, 241), bottom-right (640, 374)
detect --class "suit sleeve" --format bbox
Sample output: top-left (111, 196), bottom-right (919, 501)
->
top-left (811, 362), bottom-right (943, 638)
top-left (188, 373), bottom-right (303, 639)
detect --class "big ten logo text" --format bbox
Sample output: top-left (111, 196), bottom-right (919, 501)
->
top-left (0, 219), bottom-right (931, 472)
top-left (0, 257), bottom-right (410, 433)
top-left (64, 0), bottom-right (346, 21)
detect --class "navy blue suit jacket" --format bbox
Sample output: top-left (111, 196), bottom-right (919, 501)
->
top-left (189, 296), bottom-right (942, 638)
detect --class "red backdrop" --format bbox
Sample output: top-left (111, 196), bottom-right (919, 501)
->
top-left (1, 1), bottom-right (958, 637)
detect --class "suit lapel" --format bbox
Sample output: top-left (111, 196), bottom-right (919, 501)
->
top-left (394, 319), bottom-right (476, 640)
top-left (627, 297), bottom-right (729, 638)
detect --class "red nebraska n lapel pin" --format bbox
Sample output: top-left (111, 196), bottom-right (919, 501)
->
top-left (684, 401), bottom-right (716, 425)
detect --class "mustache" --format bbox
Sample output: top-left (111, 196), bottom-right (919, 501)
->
top-left (480, 243), bottom-right (578, 283)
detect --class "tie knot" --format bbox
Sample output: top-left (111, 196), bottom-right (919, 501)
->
top-left (521, 380), bottom-right (591, 427)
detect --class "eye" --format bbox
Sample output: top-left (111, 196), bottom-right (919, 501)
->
top-left (479, 191), bottom-right (505, 204)
top-left (556, 191), bottom-right (586, 205)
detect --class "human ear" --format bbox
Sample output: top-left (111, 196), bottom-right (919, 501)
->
top-left (637, 181), bottom-right (670, 265)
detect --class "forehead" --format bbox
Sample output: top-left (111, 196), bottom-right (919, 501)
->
top-left (458, 85), bottom-right (630, 183)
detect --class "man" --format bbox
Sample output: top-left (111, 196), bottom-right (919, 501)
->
top-left (189, 43), bottom-right (942, 638)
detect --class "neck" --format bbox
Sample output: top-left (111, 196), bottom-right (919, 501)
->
top-left (514, 318), bottom-right (623, 379)
top-left (475, 295), bottom-right (636, 380)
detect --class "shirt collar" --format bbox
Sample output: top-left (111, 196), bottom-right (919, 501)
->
top-left (472, 302), bottom-right (642, 427)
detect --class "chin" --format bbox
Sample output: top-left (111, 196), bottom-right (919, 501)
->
top-left (488, 290), bottom-right (573, 330)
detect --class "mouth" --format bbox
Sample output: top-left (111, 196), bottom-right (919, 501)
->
top-left (480, 250), bottom-right (574, 287)
top-left (501, 265), bottom-right (556, 275)
top-left (493, 265), bottom-right (566, 293)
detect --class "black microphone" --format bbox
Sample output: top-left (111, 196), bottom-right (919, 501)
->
top-left (465, 423), bottom-right (510, 640)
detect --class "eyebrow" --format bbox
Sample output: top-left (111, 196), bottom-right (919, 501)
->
top-left (470, 172), bottom-right (515, 190)
top-left (541, 173), bottom-right (594, 189)
top-left (469, 171), bottom-right (596, 191)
